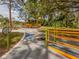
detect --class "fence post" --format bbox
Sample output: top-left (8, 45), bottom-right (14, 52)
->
top-left (45, 28), bottom-right (49, 47)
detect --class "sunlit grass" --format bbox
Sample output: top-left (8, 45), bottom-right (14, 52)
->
top-left (0, 32), bottom-right (23, 56)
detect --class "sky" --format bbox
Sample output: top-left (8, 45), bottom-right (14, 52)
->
top-left (0, 4), bottom-right (24, 22)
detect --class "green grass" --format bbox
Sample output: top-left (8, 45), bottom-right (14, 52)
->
top-left (0, 32), bottom-right (23, 48)
top-left (0, 32), bottom-right (23, 56)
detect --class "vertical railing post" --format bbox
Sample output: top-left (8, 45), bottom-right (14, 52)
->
top-left (53, 29), bottom-right (56, 43)
top-left (45, 28), bottom-right (49, 47)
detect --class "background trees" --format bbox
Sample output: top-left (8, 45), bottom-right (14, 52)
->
top-left (0, 15), bottom-right (9, 28)
top-left (0, 0), bottom-right (79, 28)
top-left (23, 0), bottom-right (79, 28)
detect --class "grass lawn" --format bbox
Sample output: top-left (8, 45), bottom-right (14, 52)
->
top-left (0, 32), bottom-right (23, 57)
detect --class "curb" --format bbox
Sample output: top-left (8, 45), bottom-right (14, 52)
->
top-left (0, 33), bottom-right (25, 59)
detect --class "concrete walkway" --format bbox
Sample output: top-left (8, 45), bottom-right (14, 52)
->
top-left (0, 40), bottom-right (66, 59)
top-left (0, 28), bottom-right (67, 59)
top-left (0, 40), bottom-right (48, 59)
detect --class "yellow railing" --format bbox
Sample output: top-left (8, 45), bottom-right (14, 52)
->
top-left (40, 27), bottom-right (79, 59)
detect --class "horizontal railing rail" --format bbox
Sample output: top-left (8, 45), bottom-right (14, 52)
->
top-left (41, 27), bottom-right (79, 59)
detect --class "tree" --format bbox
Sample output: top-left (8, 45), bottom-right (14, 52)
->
top-left (9, 0), bottom-right (77, 28)
top-left (0, 15), bottom-right (9, 28)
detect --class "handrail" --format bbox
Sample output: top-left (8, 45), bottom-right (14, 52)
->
top-left (51, 35), bottom-right (79, 42)
top-left (44, 27), bottom-right (79, 59)
top-left (49, 31), bottom-right (79, 35)
top-left (40, 27), bottom-right (79, 31)
top-left (39, 27), bottom-right (79, 34)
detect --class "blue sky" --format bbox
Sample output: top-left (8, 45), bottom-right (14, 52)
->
top-left (0, 4), bottom-right (24, 22)
top-left (0, 5), bottom-right (9, 17)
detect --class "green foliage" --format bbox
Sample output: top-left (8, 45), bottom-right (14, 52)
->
top-left (23, 0), bottom-right (79, 28)
top-left (0, 32), bottom-right (23, 48)
top-left (0, 15), bottom-right (9, 27)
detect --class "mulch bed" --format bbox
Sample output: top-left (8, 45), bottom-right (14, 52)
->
top-left (0, 41), bottom-right (20, 57)
top-left (0, 48), bottom-right (8, 57)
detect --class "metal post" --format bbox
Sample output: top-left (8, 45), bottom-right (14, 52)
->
top-left (45, 28), bottom-right (49, 47)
